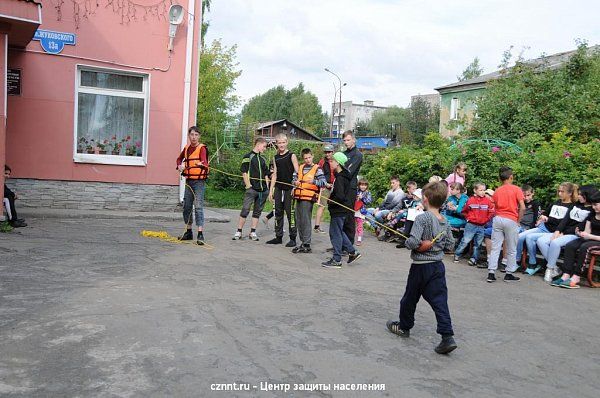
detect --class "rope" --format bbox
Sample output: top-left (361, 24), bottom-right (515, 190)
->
top-left (140, 230), bottom-right (214, 249)
top-left (208, 165), bottom-right (411, 240)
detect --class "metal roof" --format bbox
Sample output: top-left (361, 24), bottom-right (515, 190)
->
top-left (435, 45), bottom-right (599, 92)
top-left (255, 119), bottom-right (323, 142)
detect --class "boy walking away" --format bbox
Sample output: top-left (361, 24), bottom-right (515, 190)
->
top-left (322, 152), bottom-right (361, 268)
top-left (176, 126), bottom-right (208, 245)
top-left (266, 133), bottom-right (299, 247)
top-left (487, 167), bottom-right (525, 283)
top-left (386, 182), bottom-right (457, 354)
top-left (291, 148), bottom-right (327, 253)
top-left (453, 182), bottom-right (495, 266)
top-left (3, 165), bottom-right (27, 228)
top-left (233, 137), bottom-right (270, 241)
top-left (314, 144), bottom-right (335, 234)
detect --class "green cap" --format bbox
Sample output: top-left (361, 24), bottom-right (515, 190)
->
top-left (332, 152), bottom-right (348, 166)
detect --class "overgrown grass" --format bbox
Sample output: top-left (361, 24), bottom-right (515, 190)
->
top-left (0, 221), bottom-right (13, 233)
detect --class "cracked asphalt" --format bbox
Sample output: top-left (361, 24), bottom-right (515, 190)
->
top-left (1, 212), bottom-right (599, 397)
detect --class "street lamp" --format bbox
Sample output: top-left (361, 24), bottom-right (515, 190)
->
top-left (325, 68), bottom-right (345, 136)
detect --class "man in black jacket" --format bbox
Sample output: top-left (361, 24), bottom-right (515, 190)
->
top-left (322, 152), bottom-right (362, 268)
top-left (342, 131), bottom-right (363, 243)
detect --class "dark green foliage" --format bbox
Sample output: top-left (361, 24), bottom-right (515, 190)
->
top-left (362, 132), bottom-right (600, 207)
top-left (471, 42), bottom-right (600, 142)
top-left (197, 40), bottom-right (241, 153)
top-left (241, 83), bottom-right (326, 136)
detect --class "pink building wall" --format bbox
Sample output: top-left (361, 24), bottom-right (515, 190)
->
top-left (5, 1), bottom-right (201, 186)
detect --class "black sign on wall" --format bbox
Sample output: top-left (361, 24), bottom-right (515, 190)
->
top-left (7, 69), bottom-right (21, 96)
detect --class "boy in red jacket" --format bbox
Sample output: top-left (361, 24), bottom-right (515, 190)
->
top-left (453, 182), bottom-right (495, 266)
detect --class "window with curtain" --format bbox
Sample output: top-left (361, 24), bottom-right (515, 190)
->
top-left (75, 68), bottom-right (148, 163)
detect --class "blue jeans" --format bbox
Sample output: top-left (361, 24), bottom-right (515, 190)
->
top-left (183, 179), bottom-right (206, 228)
top-left (329, 215), bottom-right (356, 262)
top-left (454, 222), bottom-right (485, 261)
top-left (537, 233), bottom-right (579, 269)
top-left (366, 208), bottom-right (392, 228)
top-left (517, 223), bottom-right (549, 265)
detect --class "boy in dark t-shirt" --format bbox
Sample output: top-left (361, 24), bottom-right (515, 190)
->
top-left (233, 137), bottom-right (270, 241)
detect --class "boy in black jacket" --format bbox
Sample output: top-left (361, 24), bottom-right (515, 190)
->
top-left (321, 152), bottom-right (362, 268)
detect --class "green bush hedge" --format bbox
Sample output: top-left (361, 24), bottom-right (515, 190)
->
top-left (362, 131), bottom-right (600, 206)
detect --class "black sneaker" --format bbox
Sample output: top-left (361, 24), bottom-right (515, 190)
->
top-left (9, 219), bottom-right (27, 228)
top-left (386, 321), bottom-right (410, 337)
top-left (266, 237), bottom-right (283, 245)
top-left (499, 265), bottom-right (507, 273)
top-left (197, 232), bottom-right (205, 245)
top-left (477, 262), bottom-right (488, 269)
top-left (298, 245), bottom-right (312, 253)
top-left (435, 336), bottom-right (457, 354)
top-left (321, 258), bottom-right (342, 268)
top-left (467, 258), bottom-right (477, 267)
top-left (486, 273), bottom-right (496, 283)
top-left (395, 241), bottom-right (406, 249)
top-left (285, 239), bottom-right (296, 248)
top-left (178, 230), bottom-right (193, 241)
top-left (347, 252), bottom-right (362, 264)
top-left (504, 273), bottom-right (521, 282)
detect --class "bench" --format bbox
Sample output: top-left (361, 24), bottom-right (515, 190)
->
top-left (520, 250), bottom-right (600, 288)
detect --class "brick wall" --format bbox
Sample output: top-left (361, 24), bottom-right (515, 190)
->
top-left (6, 179), bottom-right (179, 212)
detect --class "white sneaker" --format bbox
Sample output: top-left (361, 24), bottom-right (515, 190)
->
top-left (501, 258), bottom-right (507, 266)
top-left (232, 231), bottom-right (242, 240)
top-left (544, 267), bottom-right (560, 283)
top-left (249, 232), bottom-right (259, 241)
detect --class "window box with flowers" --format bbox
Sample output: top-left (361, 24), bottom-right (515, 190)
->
top-left (73, 66), bottom-right (149, 166)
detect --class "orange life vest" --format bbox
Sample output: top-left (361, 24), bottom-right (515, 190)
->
top-left (293, 164), bottom-right (320, 202)
top-left (182, 144), bottom-right (209, 180)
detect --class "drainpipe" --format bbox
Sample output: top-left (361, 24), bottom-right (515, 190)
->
top-left (179, 0), bottom-right (197, 202)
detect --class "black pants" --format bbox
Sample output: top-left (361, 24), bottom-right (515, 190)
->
top-left (343, 212), bottom-right (355, 243)
top-left (562, 238), bottom-right (600, 276)
top-left (274, 187), bottom-right (296, 240)
top-left (3, 192), bottom-right (17, 221)
top-left (399, 261), bottom-right (453, 336)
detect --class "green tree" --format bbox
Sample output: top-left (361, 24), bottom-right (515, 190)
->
top-left (366, 106), bottom-right (410, 142)
top-left (197, 39), bottom-right (242, 151)
top-left (241, 83), bottom-right (326, 135)
top-left (407, 98), bottom-right (440, 144)
top-left (458, 57), bottom-right (484, 81)
top-left (471, 42), bottom-right (600, 142)
top-left (200, 0), bottom-right (212, 49)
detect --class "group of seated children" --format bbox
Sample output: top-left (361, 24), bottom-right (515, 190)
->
top-left (363, 164), bottom-right (600, 289)
top-left (444, 175), bottom-right (599, 288)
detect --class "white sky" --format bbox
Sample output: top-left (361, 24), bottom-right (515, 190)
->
top-left (205, 0), bottom-right (600, 113)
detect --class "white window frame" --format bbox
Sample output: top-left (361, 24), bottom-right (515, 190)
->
top-left (73, 64), bottom-right (150, 166)
top-left (450, 97), bottom-right (459, 120)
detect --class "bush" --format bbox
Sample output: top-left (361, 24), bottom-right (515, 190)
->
top-left (362, 132), bottom-right (600, 207)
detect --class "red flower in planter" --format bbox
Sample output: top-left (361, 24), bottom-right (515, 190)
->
top-left (563, 151), bottom-right (572, 159)
top-left (491, 146), bottom-right (500, 153)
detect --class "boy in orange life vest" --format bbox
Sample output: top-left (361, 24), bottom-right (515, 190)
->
top-left (291, 148), bottom-right (327, 253)
top-left (176, 126), bottom-right (209, 245)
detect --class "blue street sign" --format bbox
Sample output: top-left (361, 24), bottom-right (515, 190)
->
top-left (33, 29), bottom-right (76, 54)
